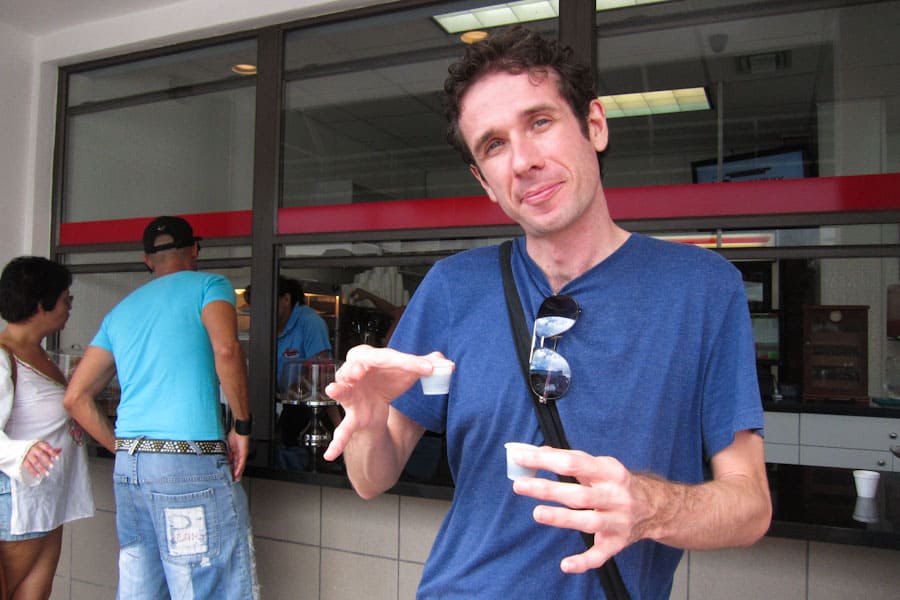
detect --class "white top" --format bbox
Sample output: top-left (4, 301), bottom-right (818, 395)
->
top-left (0, 352), bottom-right (94, 535)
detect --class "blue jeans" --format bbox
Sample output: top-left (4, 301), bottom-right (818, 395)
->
top-left (0, 472), bottom-right (47, 541)
top-left (113, 451), bottom-right (258, 600)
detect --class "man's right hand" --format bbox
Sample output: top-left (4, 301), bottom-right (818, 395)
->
top-left (227, 429), bottom-right (249, 481)
top-left (322, 345), bottom-right (437, 462)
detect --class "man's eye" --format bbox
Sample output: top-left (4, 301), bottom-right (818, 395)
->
top-left (484, 139), bottom-right (504, 155)
top-left (534, 117), bottom-right (551, 129)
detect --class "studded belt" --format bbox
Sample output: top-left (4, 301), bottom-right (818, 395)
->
top-left (115, 438), bottom-right (228, 455)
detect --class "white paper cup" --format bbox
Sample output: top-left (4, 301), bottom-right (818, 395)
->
top-left (505, 442), bottom-right (538, 480)
top-left (852, 496), bottom-right (879, 523)
top-left (853, 470), bottom-right (880, 498)
top-left (420, 360), bottom-right (454, 395)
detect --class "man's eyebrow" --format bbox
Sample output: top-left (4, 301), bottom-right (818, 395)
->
top-left (470, 103), bottom-right (560, 156)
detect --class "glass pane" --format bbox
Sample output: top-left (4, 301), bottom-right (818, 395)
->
top-left (648, 223), bottom-right (900, 249)
top-left (282, 1), bottom-right (559, 207)
top-left (61, 267), bottom-right (252, 353)
top-left (594, 0), bottom-right (900, 187)
top-left (63, 246), bottom-right (252, 265)
top-left (68, 39), bottom-right (257, 107)
top-left (64, 86), bottom-right (255, 221)
top-left (282, 236), bottom-right (511, 258)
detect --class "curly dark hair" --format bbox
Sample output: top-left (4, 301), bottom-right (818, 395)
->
top-left (444, 26), bottom-right (598, 166)
top-left (278, 276), bottom-right (305, 307)
top-left (242, 276), bottom-right (305, 307)
top-left (0, 256), bottom-right (73, 323)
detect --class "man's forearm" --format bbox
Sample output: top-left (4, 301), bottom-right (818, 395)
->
top-left (214, 339), bottom-right (251, 422)
top-left (343, 410), bottom-right (423, 500)
top-left (64, 390), bottom-right (116, 453)
top-left (632, 469), bottom-right (771, 550)
top-left (634, 431), bottom-right (771, 550)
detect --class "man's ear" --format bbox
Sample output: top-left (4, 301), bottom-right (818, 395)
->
top-left (143, 255), bottom-right (154, 274)
top-left (587, 99), bottom-right (609, 153)
top-left (469, 164), bottom-right (498, 204)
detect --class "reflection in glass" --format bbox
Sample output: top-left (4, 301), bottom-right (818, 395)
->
top-left (281, 2), bottom-right (559, 208)
top-left (65, 87), bottom-right (255, 222)
top-left (68, 39), bottom-right (257, 107)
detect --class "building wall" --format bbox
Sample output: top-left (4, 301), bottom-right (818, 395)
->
top-left (0, 22), bottom-right (35, 265)
top-left (50, 457), bottom-right (900, 600)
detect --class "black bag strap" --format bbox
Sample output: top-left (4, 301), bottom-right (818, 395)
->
top-left (499, 240), bottom-right (630, 600)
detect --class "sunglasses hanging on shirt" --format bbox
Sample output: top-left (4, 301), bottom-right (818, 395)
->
top-left (528, 294), bottom-right (580, 402)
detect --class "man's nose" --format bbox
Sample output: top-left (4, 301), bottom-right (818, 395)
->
top-left (511, 135), bottom-right (544, 175)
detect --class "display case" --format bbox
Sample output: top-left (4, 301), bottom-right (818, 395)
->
top-left (802, 305), bottom-right (869, 405)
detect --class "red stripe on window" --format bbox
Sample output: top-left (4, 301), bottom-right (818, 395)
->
top-left (59, 211), bottom-right (252, 246)
top-left (277, 195), bottom-right (508, 234)
top-left (57, 174), bottom-right (900, 246)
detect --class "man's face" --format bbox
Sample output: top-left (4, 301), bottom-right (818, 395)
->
top-left (458, 70), bottom-right (608, 238)
top-left (277, 292), bottom-right (293, 324)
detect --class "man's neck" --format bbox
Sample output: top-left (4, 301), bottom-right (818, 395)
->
top-left (153, 263), bottom-right (192, 278)
top-left (527, 219), bottom-right (630, 293)
top-left (276, 304), bottom-right (293, 335)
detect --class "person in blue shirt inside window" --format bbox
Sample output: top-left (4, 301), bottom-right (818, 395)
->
top-left (245, 277), bottom-right (332, 469)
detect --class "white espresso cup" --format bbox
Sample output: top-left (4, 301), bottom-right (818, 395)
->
top-left (420, 359), bottom-right (454, 395)
top-left (505, 442), bottom-right (538, 480)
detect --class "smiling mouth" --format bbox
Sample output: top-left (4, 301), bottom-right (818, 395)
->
top-left (520, 182), bottom-right (561, 204)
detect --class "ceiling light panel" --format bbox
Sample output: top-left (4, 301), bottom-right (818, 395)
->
top-left (434, 0), bottom-right (669, 34)
top-left (599, 87), bottom-right (710, 119)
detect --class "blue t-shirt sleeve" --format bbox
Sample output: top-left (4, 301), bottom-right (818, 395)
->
top-left (303, 309), bottom-right (332, 356)
top-left (701, 267), bottom-right (765, 460)
top-left (202, 274), bottom-right (236, 308)
top-left (90, 317), bottom-right (112, 352)
top-left (389, 263), bottom-right (455, 433)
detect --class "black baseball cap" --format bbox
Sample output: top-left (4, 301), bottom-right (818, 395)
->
top-left (142, 216), bottom-right (202, 254)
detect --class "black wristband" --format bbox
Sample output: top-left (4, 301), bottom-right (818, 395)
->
top-left (234, 415), bottom-right (253, 436)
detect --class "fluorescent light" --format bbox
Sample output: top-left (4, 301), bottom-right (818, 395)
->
top-left (434, 0), bottom-right (670, 34)
top-left (599, 87), bottom-right (710, 119)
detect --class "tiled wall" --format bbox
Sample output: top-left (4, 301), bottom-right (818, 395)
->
top-left (51, 457), bottom-right (900, 599)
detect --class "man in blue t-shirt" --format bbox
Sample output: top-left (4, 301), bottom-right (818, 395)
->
top-left (65, 216), bottom-right (258, 599)
top-left (323, 27), bottom-right (772, 600)
top-left (244, 277), bottom-right (332, 465)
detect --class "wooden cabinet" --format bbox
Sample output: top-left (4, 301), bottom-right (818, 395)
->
top-left (802, 305), bottom-right (868, 404)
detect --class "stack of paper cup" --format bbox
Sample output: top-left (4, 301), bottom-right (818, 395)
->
top-left (852, 470), bottom-right (880, 498)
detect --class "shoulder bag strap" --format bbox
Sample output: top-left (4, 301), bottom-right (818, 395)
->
top-left (499, 240), bottom-right (631, 600)
top-left (0, 344), bottom-right (16, 390)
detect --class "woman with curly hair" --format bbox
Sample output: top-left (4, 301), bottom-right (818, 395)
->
top-left (0, 256), bottom-right (94, 600)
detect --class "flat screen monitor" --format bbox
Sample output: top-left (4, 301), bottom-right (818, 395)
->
top-left (692, 147), bottom-right (810, 183)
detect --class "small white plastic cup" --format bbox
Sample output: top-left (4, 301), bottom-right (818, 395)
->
top-left (852, 470), bottom-right (880, 498)
top-left (420, 359), bottom-right (454, 395)
top-left (505, 442), bottom-right (538, 480)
